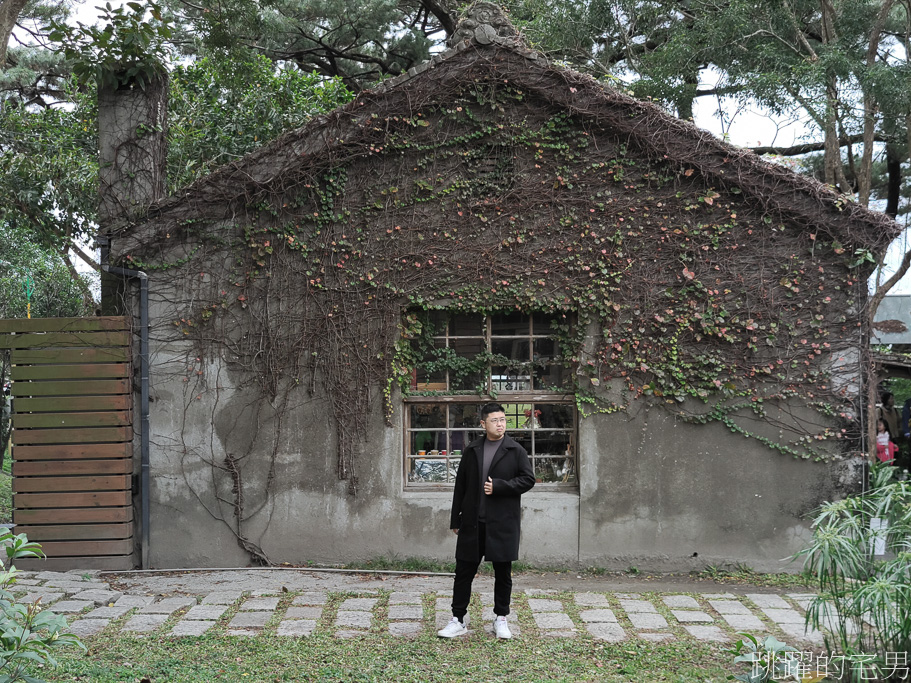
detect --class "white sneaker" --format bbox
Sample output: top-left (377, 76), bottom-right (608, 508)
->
top-left (437, 617), bottom-right (468, 638)
top-left (494, 615), bottom-right (512, 639)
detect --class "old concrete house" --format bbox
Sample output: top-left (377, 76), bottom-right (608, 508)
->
top-left (105, 3), bottom-right (895, 570)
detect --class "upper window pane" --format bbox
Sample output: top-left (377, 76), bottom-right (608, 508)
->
top-left (491, 312), bottom-right (529, 336)
top-left (410, 404), bottom-right (446, 429)
top-left (451, 313), bottom-right (485, 336)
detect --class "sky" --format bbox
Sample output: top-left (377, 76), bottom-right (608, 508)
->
top-left (65, 1), bottom-right (911, 295)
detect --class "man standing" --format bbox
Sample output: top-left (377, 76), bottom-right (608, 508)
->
top-left (437, 402), bottom-right (536, 639)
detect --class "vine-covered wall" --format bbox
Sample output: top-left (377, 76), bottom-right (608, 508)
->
top-left (114, 44), bottom-right (885, 566)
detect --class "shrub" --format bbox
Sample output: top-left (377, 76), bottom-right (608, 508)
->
top-left (793, 462), bottom-right (911, 681)
top-left (0, 530), bottom-right (84, 683)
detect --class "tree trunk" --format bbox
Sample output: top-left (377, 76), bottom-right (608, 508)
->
top-left (885, 144), bottom-right (902, 218)
top-left (0, 0), bottom-right (28, 68)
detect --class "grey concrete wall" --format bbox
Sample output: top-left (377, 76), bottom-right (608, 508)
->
top-left (144, 324), bottom-right (860, 570)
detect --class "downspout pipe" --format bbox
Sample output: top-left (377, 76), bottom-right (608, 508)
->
top-left (98, 236), bottom-right (151, 569)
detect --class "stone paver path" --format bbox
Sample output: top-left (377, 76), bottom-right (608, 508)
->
top-left (7, 569), bottom-right (833, 646)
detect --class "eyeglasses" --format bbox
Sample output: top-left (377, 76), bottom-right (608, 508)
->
top-left (483, 417), bottom-right (507, 424)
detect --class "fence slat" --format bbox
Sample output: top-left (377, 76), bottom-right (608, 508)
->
top-left (13, 491), bottom-right (131, 508)
top-left (13, 411), bottom-right (131, 429)
top-left (0, 331), bottom-right (131, 349)
top-left (14, 507), bottom-right (132, 524)
top-left (12, 475), bottom-right (131, 493)
top-left (11, 364), bottom-right (130, 381)
top-left (13, 460), bottom-right (132, 476)
top-left (15, 523), bottom-right (133, 541)
top-left (0, 317), bottom-right (129, 334)
top-left (11, 348), bottom-right (130, 364)
top-left (12, 426), bottom-right (132, 444)
top-left (13, 396), bottom-right (132, 413)
top-left (12, 443), bottom-right (132, 460)
top-left (12, 379), bottom-right (130, 397)
top-left (33, 539), bottom-right (133, 556)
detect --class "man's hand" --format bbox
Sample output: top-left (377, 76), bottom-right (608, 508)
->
top-left (484, 476), bottom-right (493, 495)
top-left (451, 528), bottom-right (459, 535)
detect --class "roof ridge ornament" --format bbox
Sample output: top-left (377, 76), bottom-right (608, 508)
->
top-left (449, 2), bottom-right (520, 47)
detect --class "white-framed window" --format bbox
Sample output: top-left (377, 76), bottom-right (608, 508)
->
top-left (403, 311), bottom-right (577, 489)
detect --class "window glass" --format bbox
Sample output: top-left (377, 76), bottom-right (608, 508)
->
top-left (451, 313), bottom-right (485, 336)
top-left (491, 312), bottom-right (529, 336)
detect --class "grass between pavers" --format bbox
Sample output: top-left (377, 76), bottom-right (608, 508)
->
top-left (44, 630), bottom-right (730, 682)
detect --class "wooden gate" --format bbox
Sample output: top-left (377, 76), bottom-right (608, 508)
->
top-left (0, 317), bottom-right (135, 570)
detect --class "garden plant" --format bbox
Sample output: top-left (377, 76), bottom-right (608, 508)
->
top-left (0, 530), bottom-right (84, 683)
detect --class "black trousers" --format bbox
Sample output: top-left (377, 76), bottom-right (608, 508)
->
top-left (451, 522), bottom-right (512, 620)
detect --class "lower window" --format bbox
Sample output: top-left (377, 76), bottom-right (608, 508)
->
top-left (405, 401), bottom-right (576, 488)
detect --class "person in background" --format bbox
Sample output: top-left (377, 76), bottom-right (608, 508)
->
top-left (878, 391), bottom-right (901, 443)
top-left (876, 418), bottom-right (897, 463)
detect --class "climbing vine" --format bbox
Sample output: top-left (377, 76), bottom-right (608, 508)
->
top-left (117, 43), bottom-right (888, 525)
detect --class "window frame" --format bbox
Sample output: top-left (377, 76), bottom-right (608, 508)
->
top-left (403, 311), bottom-right (578, 491)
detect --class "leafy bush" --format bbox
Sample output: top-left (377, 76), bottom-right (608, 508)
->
top-left (0, 531), bottom-right (84, 683)
top-left (794, 462), bottom-right (911, 681)
top-left (725, 632), bottom-right (824, 682)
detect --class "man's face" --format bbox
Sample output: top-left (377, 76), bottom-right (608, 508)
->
top-left (887, 395), bottom-right (895, 408)
top-left (481, 411), bottom-right (507, 440)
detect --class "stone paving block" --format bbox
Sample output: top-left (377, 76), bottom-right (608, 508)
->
top-left (171, 620), bottom-right (216, 636)
top-left (479, 592), bottom-right (494, 604)
top-left (709, 600), bottom-right (753, 615)
top-left (481, 608), bottom-right (517, 622)
top-left (746, 593), bottom-right (790, 609)
top-left (435, 597), bottom-right (451, 611)
top-left (21, 591), bottom-right (63, 604)
top-left (389, 622), bottom-right (422, 637)
top-left (586, 623), bottom-right (626, 642)
top-left (241, 597), bottom-right (279, 611)
top-left (228, 612), bottom-right (271, 629)
top-left (335, 629), bottom-right (367, 639)
top-left (292, 592), bottom-right (327, 606)
top-left (580, 609), bottom-right (617, 623)
top-left (482, 621), bottom-right (521, 637)
top-left (703, 593), bottom-right (737, 599)
top-left (124, 614), bottom-right (169, 633)
top-left (68, 618), bottom-right (110, 636)
top-left (575, 592), bottom-right (610, 607)
top-left (436, 611), bottom-right (469, 629)
top-left (285, 606), bottom-right (323, 620)
top-left (528, 599), bottom-right (563, 612)
top-left (761, 608), bottom-right (804, 624)
top-left (663, 596), bottom-right (701, 609)
top-left (672, 610), bottom-right (713, 623)
top-left (71, 589), bottom-right (123, 605)
top-left (338, 598), bottom-right (377, 611)
top-left (628, 612), bottom-right (668, 629)
top-left (35, 571), bottom-right (76, 581)
top-left (533, 612), bottom-right (574, 630)
top-left (335, 611), bottom-right (371, 628)
top-left (202, 591), bottom-right (243, 605)
top-left (184, 605), bottom-right (228, 621)
top-left (13, 579), bottom-right (40, 586)
top-left (389, 592), bottom-right (422, 604)
top-left (682, 625), bottom-right (729, 642)
top-left (140, 597), bottom-right (195, 614)
top-left (49, 600), bottom-right (94, 613)
top-left (619, 599), bottom-right (656, 613)
top-left (82, 605), bottom-right (133, 619)
top-left (542, 630), bottom-right (576, 638)
top-left (778, 622), bottom-right (824, 645)
top-left (115, 596), bottom-right (156, 608)
top-left (721, 614), bottom-right (766, 631)
top-left (388, 605), bottom-right (423, 620)
top-left (43, 579), bottom-right (109, 589)
top-left (639, 632), bottom-right (675, 642)
top-left (226, 629), bottom-right (258, 637)
top-left (525, 589), bottom-right (559, 596)
top-left (277, 619), bottom-right (317, 637)
top-left (613, 593), bottom-right (641, 599)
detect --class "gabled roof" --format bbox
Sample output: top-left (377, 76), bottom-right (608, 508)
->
top-left (111, 1), bottom-right (898, 258)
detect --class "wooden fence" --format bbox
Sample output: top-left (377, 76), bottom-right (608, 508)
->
top-left (0, 317), bottom-right (135, 570)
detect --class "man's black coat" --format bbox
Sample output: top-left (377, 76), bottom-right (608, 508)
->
top-left (449, 434), bottom-right (535, 562)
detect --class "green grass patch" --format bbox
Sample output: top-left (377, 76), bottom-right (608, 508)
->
top-left (0, 470), bottom-right (11, 524)
top-left (46, 630), bottom-right (730, 682)
top-left (693, 564), bottom-right (815, 589)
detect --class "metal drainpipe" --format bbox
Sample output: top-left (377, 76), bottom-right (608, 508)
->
top-left (99, 236), bottom-right (151, 569)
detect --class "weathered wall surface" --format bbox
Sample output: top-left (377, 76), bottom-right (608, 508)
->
top-left (144, 292), bottom-right (860, 570)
